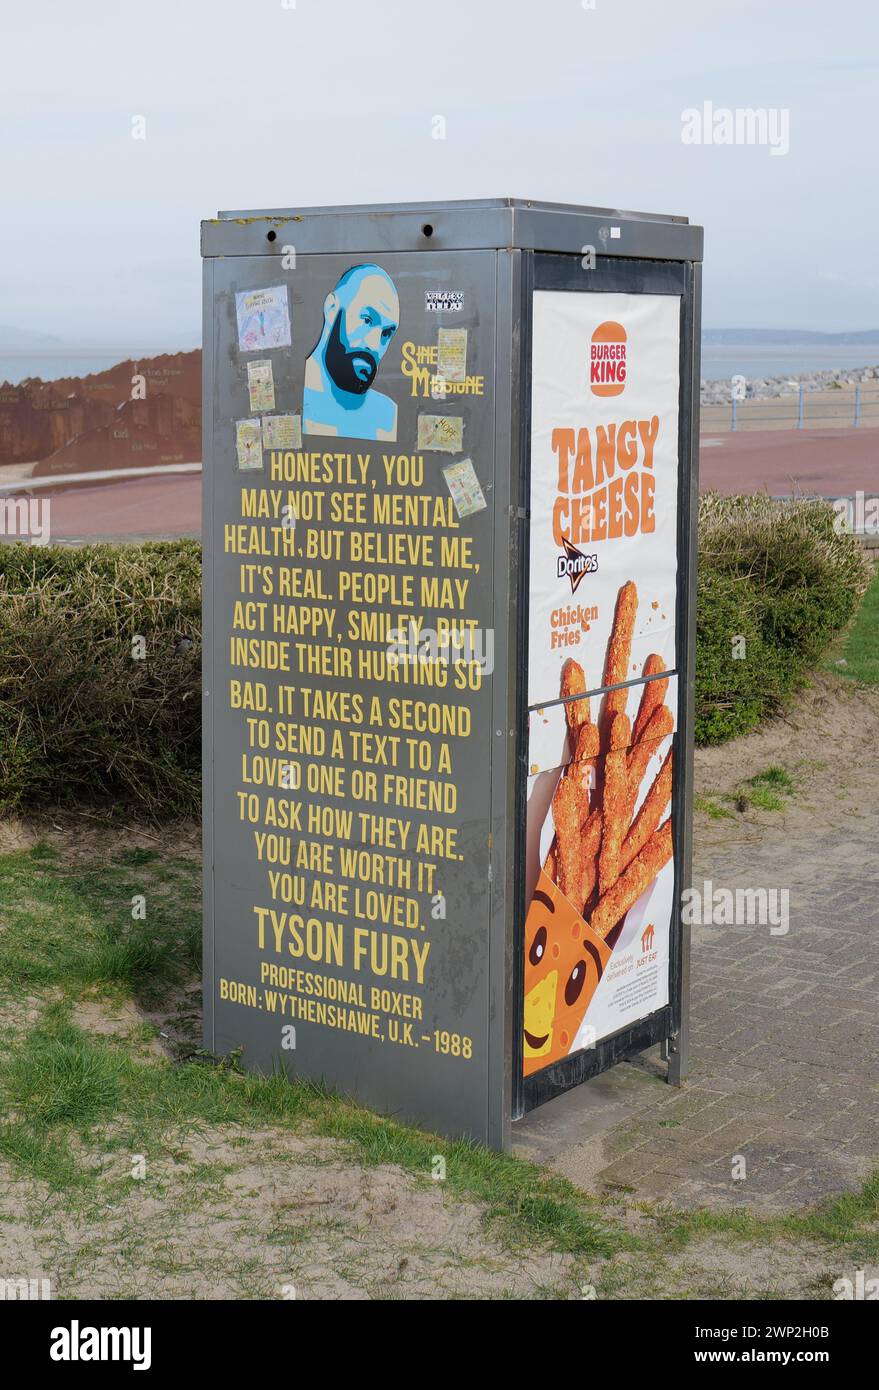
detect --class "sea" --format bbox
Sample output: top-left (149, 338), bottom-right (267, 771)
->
top-left (0, 350), bottom-right (193, 386)
top-left (700, 345), bottom-right (878, 382)
top-left (1, 344), bottom-right (877, 387)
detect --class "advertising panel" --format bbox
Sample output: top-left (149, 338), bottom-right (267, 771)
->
top-left (523, 290), bottom-right (681, 1078)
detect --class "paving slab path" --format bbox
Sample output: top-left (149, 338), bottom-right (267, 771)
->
top-left (514, 676), bottom-right (879, 1211)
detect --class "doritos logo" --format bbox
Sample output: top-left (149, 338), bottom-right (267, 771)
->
top-left (556, 535), bottom-right (597, 594)
top-left (590, 321), bottom-right (627, 397)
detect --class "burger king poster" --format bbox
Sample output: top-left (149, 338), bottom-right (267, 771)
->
top-left (528, 292), bottom-right (680, 709)
top-left (523, 290), bottom-right (682, 1081)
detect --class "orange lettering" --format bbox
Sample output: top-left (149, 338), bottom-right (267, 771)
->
top-left (552, 495), bottom-right (569, 546)
top-left (639, 416), bottom-right (659, 468)
top-left (623, 473), bottom-right (640, 536)
top-left (552, 428), bottom-right (575, 493)
top-left (607, 478), bottom-right (624, 538)
top-left (641, 472), bottom-right (655, 532)
top-left (571, 428), bottom-right (594, 493)
top-left (617, 421), bottom-right (637, 469)
top-left (594, 425), bottom-right (616, 486)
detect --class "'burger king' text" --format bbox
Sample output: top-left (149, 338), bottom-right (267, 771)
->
top-left (551, 415), bottom-right (660, 545)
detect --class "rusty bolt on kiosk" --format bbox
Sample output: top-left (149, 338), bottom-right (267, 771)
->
top-left (201, 199), bottom-right (702, 1149)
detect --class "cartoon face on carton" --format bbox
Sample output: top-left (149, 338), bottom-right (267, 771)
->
top-left (522, 870), bottom-right (611, 1075)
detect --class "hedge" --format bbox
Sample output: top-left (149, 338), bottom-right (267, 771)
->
top-left (0, 542), bottom-right (201, 817)
top-left (0, 500), bottom-right (871, 815)
top-left (694, 494), bottom-right (872, 741)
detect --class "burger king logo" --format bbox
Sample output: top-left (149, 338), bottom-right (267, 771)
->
top-left (590, 321), bottom-right (627, 397)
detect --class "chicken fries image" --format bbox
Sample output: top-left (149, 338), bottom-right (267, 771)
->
top-left (552, 771), bottom-right (586, 903)
top-left (626, 705), bottom-right (674, 821)
top-left (579, 812), bottom-right (602, 909)
top-left (560, 657), bottom-right (591, 734)
top-left (525, 579), bottom-right (676, 1074)
top-left (620, 746), bottom-right (673, 873)
top-left (598, 712), bottom-right (631, 898)
top-left (632, 653), bottom-right (668, 743)
top-left (602, 580), bottom-right (637, 728)
top-left (590, 819), bottom-right (673, 940)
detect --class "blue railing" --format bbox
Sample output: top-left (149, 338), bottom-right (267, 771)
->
top-left (718, 385), bottom-right (879, 431)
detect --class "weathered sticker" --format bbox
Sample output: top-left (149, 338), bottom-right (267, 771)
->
top-left (425, 290), bottom-right (463, 312)
top-left (235, 285), bottom-right (291, 352)
top-left (437, 327), bottom-right (468, 384)
top-left (417, 414), bottom-right (464, 453)
top-left (235, 418), bottom-right (263, 471)
top-left (262, 413), bottom-right (302, 450)
top-left (442, 457), bottom-right (486, 518)
top-left (247, 359), bottom-right (275, 412)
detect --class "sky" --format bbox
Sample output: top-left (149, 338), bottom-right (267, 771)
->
top-left (1, 0), bottom-right (876, 346)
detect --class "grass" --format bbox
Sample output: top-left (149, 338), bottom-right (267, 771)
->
top-left (0, 1002), bottom-right (627, 1259)
top-left (693, 794), bottom-right (733, 820)
top-left (0, 839), bottom-right (876, 1297)
top-left (736, 765), bottom-right (796, 812)
top-left (0, 842), bottom-right (628, 1265)
top-left (697, 766), bottom-right (797, 818)
top-left (649, 1174), bottom-right (879, 1265)
top-left (0, 843), bottom-right (200, 1003)
top-left (827, 566), bottom-right (879, 686)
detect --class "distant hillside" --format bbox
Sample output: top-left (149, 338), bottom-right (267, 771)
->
top-left (703, 328), bottom-right (879, 346)
top-left (0, 324), bottom-right (68, 351)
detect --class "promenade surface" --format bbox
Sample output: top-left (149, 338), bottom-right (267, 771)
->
top-left (2, 428), bottom-right (877, 542)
